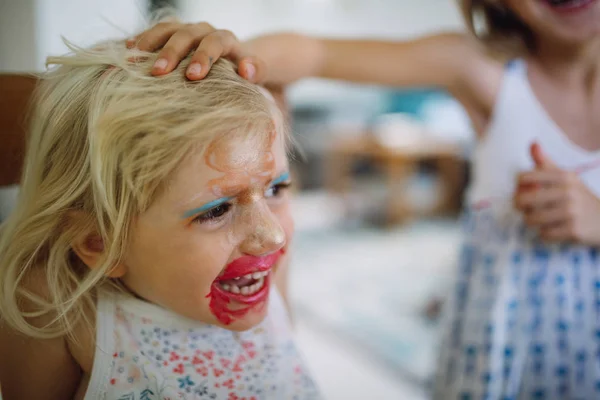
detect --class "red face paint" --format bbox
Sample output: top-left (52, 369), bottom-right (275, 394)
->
top-left (207, 250), bottom-right (283, 325)
top-left (204, 121), bottom-right (277, 198)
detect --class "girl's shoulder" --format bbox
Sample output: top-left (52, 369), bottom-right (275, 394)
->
top-left (0, 270), bottom-right (95, 399)
top-left (434, 33), bottom-right (506, 135)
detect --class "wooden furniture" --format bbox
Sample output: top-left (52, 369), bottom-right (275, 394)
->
top-left (326, 134), bottom-right (465, 225)
top-left (0, 74), bottom-right (37, 187)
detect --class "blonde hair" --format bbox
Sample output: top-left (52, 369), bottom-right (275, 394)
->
top-left (0, 38), bottom-right (285, 339)
top-left (458, 0), bottom-right (534, 56)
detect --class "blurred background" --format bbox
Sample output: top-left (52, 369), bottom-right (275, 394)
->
top-left (0, 0), bottom-right (475, 398)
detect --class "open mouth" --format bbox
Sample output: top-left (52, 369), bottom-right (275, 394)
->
top-left (209, 249), bottom-right (283, 311)
top-left (544, 0), bottom-right (597, 12)
top-left (211, 270), bottom-right (272, 308)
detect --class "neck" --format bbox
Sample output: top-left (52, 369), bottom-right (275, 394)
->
top-left (533, 36), bottom-right (600, 77)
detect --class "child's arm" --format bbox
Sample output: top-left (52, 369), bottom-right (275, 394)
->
top-left (0, 325), bottom-right (82, 399)
top-left (135, 23), bottom-right (501, 118)
top-left (0, 274), bottom-right (83, 399)
top-left (0, 74), bottom-right (38, 187)
top-left (243, 33), bottom-right (490, 91)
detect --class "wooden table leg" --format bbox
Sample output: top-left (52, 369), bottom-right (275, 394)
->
top-left (434, 156), bottom-right (464, 215)
top-left (325, 150), bottom-right (353, 195)
top-left (385, 157), bottom-right (416, 226)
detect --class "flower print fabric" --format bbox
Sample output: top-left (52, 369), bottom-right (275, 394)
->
top-left (84, 288), bottom-right (321, 400)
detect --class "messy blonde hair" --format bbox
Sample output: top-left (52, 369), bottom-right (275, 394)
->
top-left (0, 37), bottom-right (285, 339)
top-left (458, 0), bottom-right (534, 56)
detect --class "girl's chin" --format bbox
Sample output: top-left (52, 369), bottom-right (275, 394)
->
top-left (213, 303), bottom-right (269, 332)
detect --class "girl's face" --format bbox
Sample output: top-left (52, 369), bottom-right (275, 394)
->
top-left (505, 0), bottom-right (600, 44)
top-left (120, 126), bottom-right (294, 331)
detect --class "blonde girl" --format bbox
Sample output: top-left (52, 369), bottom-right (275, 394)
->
top-left (0, 30), bottom-right (320, 399)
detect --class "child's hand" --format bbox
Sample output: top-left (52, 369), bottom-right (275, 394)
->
top-left (514, 143), bottom-right (600, 246)
top-left (127, 22), bottom-right (267, 82)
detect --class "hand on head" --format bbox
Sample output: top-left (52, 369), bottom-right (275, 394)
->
top-left (127, 21), bottom-right (266, 83)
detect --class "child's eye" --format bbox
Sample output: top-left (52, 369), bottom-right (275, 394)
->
top-left (193, 203), bottom-right (232, 224)
top-left (265, 182), bottom-right (292, 198)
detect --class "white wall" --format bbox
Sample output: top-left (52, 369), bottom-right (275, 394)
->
top-left (0, 0), bottom-right (38, 72)
top-left (0, 0), bottom-right (146, 73)
top-left (178, 0), bottom-right (465, 39)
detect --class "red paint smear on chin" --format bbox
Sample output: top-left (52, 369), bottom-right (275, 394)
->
top-left (206, 277), bottom-right (271, 325)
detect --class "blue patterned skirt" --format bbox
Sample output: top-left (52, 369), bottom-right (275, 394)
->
top-left (433, 210), bottom-right (600, 400)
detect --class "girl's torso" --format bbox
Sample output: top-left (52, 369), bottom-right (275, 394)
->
top-left (468, 59), bottom-right (600, 207)
top-left (80, 288), bottom-right (321, 400)
top-left (433, 59), bottom-right (600, 399)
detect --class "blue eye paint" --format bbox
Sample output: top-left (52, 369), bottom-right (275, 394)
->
top-left (183, 173), bottom-right (289, 219)
top-left (270, 172), bottom-right (290, 186)
top-left (183, 196), bottom-right (234, 219)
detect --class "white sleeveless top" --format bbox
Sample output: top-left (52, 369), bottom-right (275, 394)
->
top-left (84, 288), bottom-right (321, 400)
top-left (433, 60), bottom-right (600, 400)
top-left (469, 59), bottom-right (600, 205)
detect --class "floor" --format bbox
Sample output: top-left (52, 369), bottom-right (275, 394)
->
top-left (287, 191), bottom-right (462, 400)
top-left (294, 318), bottom-right (427, 400)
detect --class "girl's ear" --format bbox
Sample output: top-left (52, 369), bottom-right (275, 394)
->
top-left (69, 212), bottom-right (126, 278)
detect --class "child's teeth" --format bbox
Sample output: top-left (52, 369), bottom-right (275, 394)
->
top-left (221, 275), bottom-right (267, 295)
top-left (255, 277), bottom-right (264, 291)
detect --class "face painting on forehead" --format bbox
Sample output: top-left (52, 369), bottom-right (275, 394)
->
top-left (205, 122), bottom-right (277, 197)
top-left (203, 121), bottom-right (285, 325)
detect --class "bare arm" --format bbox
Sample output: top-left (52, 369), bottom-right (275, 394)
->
top-left (245, 32), bottom-right (478, 89)
top-left (244, 32), bottom-right (501, 121)
top-left (133, 25), bottom-right (500, 124)
top-left (0, 271), bottom-right (84, 399)
top-left (135, 24), bottom-right (495, 92)
top-left (0, 323), bottom-right (82, 399)
top-left (0, 74), bottom-right (36, 187)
